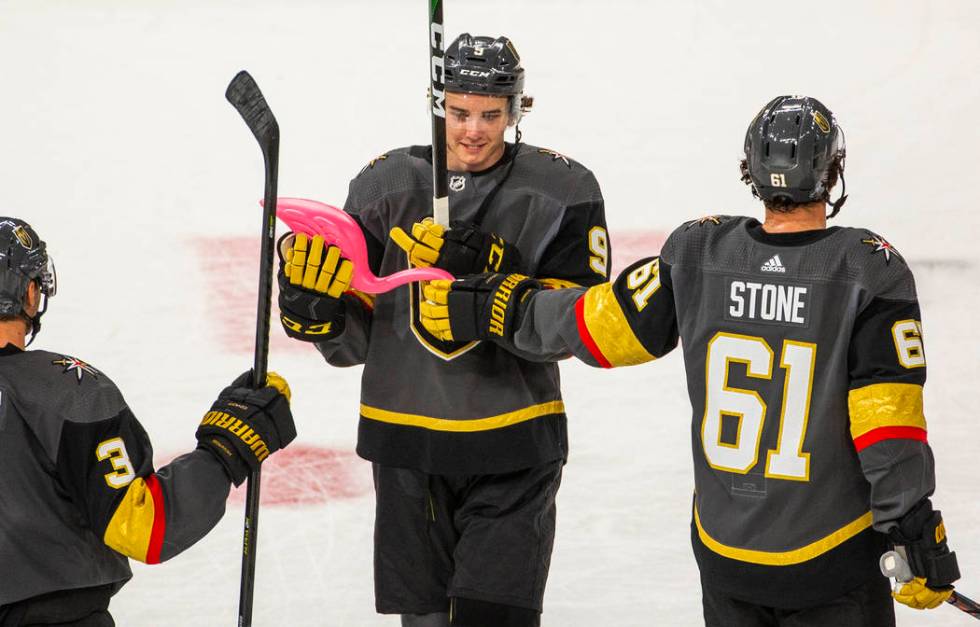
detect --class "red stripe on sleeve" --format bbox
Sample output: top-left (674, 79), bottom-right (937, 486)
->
top-left (144, 474), bottom-right (167, 564)
top-left (575, 295), bottom-right (612, 369)
top-left (853, 426), bottom-right (927, 452)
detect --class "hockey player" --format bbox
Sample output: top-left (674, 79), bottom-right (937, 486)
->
top-left (0, 218), bottom-right (296, 626)
top-left (419, 96), bottom-right (961, 626)
top-left (276, 34), bottom-right (609, 626)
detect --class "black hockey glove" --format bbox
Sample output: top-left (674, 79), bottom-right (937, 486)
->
top-left (390, 218), bottom-right (523, 275)
top-left (889, 499), bottom-right (960, 609)
top-left (196, 370), bottom-right (297, 486)
top-left (277, 232), bottom-right (351, 342)
top-left (420, 273), bottom-right (541, 343)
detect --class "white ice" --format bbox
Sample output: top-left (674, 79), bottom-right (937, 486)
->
top-left (2, 1), bottom-right (978, 625)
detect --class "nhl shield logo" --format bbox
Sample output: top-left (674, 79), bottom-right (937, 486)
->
top-left (449, 175), bottom-right (466, 192)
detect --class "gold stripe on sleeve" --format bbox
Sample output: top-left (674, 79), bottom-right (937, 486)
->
top-left (582, 283), bottom-right (655, 367)
top-left (848, 382), bottom-right (926, 440)
top-left (103, 477), bottom-right (156, 562)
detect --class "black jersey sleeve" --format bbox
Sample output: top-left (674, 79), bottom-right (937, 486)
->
top-left (512, 256), bottom-right (679, 367)
top-left (55, 389), bottom-right (231, 564)
top-left (535, 171), bottom-right (610, 287)
top-left (846, 250), bottom-right (935, 531)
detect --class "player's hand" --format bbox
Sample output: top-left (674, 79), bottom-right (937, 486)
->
top-left (420, 273), bottom-right (541, 343)
top-left (889, 500), bottom-right (960, 610)
top-left (390, 218), bottom-right (445, 268)
top-left (390, 219), bottom-right (523, 275)
top-left (893, 578), bottom-right (953, 610)
top-left (196, 370), bottom-right (297, 486)
top-left (277, 232), bottom-right (352, 342)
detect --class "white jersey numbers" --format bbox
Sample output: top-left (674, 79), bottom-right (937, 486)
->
top-left (702, 333), bottom-right (815, 481)
top-left (892, 319), bottom-right (926, 368)
top-left (96, 437), bottom-right (136, 489)
top-left (626, 258), bottom-right (662, 312)
top-left (588, 226), bottom-right (609, 277)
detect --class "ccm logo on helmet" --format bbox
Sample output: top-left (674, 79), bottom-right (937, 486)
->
top-left (460, 69), bottom-right (491, 78)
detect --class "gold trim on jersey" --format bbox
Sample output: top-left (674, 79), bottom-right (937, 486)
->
top-left (539, 277), bottom-right (582, 290)
top-left (408, 259), bottom-right (480, 360)
top-left (360, 400), bottom-right (565, 432)
top-left (694, 505), bottom-right (873, 566)
top-left (104, 477), bottom-right (156, 562)
top-left (582, 283), bottom-right (655, 366)
top-left (347, 289), bottom-right (376, 310)
top-left (848, 382), bottom-right (926, 440)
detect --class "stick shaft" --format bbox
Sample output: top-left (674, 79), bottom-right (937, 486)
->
top-left (428, 0), bottom-right (448, 225)
top-left (225, 70), bottom-right (280, 627)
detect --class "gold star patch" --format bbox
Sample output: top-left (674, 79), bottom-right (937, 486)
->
top-left (537, 148), bottom-right (571, 167)
top-left (358, 153), bottom-right (389, 175)
top-left (861, 234), bottom-right (901, 263)
top-left (685, 215), bottom-right (722, 229)
top-left (52, 356), bottom-right (101, 382)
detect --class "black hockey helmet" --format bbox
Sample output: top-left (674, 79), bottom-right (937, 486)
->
top-left (742, 96), bottom-right (847, 216)
top-left (0, 217), bottom-right (56, 342)
top-left (445, 34), bottom-right (525, 98)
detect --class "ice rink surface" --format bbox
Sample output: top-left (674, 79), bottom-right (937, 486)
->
top-left (2, 0), bottom-right (979, 624)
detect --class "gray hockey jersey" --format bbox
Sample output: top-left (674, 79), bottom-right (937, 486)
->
top-left (315, 142), bottom-right (609, 474)
top-left (507, 216), bottom-right (935, 606)
top-left (0, 345), bottom-right (232, 608)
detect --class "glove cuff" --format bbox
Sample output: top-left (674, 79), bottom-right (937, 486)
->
top-left (891, 501), bottom-right (961, 588)
top-left (197, 438), bottom-right (250, 486)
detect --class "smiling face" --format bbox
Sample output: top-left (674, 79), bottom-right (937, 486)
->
top-left (445, 91), bottom-right (512, 172)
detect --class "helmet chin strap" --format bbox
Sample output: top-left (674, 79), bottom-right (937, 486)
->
top-left (23, 292), bottom-right (46, 347)
top-left (826, 153), bottom-right (848, 219)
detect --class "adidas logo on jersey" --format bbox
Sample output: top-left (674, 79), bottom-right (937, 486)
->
top-left (761, 255), bottom-right (786, 273)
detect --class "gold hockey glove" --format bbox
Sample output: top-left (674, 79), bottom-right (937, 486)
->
top-left (196, 371), bottom-right (296, 486)
top-left (889, 500), bottom-right (960, 610)
top-left (390, 218), bottom-right (523, 275)
top-left (277, 232), bottom-right (353, 342)
top-left (893, 578), bottom-right (953, 610)
top-left (420, 273), bottom-right (541, 343)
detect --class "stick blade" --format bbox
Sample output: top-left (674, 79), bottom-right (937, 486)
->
top-left (226, 70), bottom-right (280, 148)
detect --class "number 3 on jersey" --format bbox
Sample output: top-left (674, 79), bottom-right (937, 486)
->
top-left (97, 437), bottom-right (136, 489)
top-left (702, 332), bottom-right (815, 481)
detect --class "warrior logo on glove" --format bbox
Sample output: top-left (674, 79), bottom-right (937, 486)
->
top-left (391, 218), bottom-right (524, 359)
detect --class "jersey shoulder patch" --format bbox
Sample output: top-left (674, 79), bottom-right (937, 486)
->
top-left (855, 229), bottom-right (904, 265)
top-left (0, 349), bottom-right (128, 460)
top-left (349, 146), bottom-right (429, 208)
top-left (661, 215), bottom-right (745, 265)
top-left (534, 147), bottom-right (573, 168)
top-left (838, 227), bottom-right (915, 300)
top-left (49, 354), bottom-right (103, 383)
top-left (357, 152), bottom-right (390, 176)
top-left (514, 144), bottom-right (599, 204)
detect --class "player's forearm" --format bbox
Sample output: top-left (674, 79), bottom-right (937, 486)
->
top-left (102, 448), bottom-right (230, 564)
top-left (858, 439), bottom-right (936, 533)
top-left (315, 293), bottom-right (372, 367)
top-left (512, 287), bottom-right (602, 365)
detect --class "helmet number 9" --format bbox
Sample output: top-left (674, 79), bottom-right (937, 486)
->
top-left (770, 173), bottom-right (788, 187)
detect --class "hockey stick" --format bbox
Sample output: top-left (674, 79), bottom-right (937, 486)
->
top-left (881, 550), bottom-right (980, 619)
top-left (225, 70), bottom-right (280, 627)
top-left (428, 0), bottom-right (449, 225)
